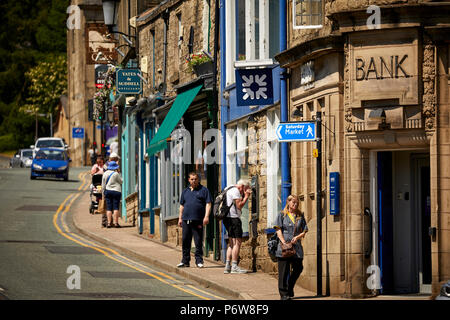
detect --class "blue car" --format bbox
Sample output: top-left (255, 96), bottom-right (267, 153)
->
top-left (30, 148), bottom-right (71, 181)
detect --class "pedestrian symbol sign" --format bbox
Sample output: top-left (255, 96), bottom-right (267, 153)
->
top-left (276, 122), bottom-right (316, 142)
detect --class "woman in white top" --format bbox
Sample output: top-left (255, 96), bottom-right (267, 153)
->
top-left (102, 161), bottom-right (123, 228)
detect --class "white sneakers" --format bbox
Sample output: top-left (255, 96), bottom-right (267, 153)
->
top-left (224, 265), bottom-right (247, 274)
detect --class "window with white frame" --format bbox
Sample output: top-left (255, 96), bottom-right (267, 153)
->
top-left (226, 122), bottom-right (250, 235)
top-left (293, 0), bottom-right (323, 29)
top-left (266, 108), bottom-right (282, 227)
top-left (225, 0), bottom-right (280, 86)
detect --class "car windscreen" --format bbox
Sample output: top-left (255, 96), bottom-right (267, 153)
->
top-left (22, 151), bottom-right (32, 157)
top-left (35, 150), bottom-right (66, 161)
top-left (36, 140), bottom-right (64, 148)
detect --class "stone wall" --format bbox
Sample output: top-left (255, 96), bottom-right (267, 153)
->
top-left (125, 191), bottom-right (138, 226)
top-left (236, 111), bottom-right (279, 278)
top-left (138, 0), bottom-right (216, 99)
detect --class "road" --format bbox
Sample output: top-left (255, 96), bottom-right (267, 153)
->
top-left (0, 167), bottom-right (222, 300)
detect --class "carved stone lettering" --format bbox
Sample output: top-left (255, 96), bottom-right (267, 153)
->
top-left (355, 55), bottom-right (409, 81)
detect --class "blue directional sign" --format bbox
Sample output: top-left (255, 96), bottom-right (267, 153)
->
top-left (276, 122), bottom-right (316, 142)
top-left (236, 68), bottom-right (273, 106)
top-left (116, 68), bottom-right (142, 95)
top-left (72, 127), bottom-right (85, 139)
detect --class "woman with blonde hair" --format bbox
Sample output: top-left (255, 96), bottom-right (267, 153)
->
top-left (274, 195), bottom-right (308, 300)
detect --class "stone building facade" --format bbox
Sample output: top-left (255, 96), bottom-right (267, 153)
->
top-left (274, 0), bottom-right (450, 298)
top-left (67, 0), bottom-right (105, 166)
top-left (136, 0), bottom-right (220, 256)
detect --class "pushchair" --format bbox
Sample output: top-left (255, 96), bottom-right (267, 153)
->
top-left (89, 174), bottom-right (103, 214)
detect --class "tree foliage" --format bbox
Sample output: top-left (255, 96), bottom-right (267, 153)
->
top-left (0, 0), bottom-right (69, 152)
top-left (23, 54), bottom-right (67, 114)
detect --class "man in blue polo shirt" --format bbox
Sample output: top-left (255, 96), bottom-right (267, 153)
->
top-left (177, 172), bottom-right (212, 268)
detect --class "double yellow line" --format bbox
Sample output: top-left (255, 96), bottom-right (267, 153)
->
top-left (53, 171), bottom-right (224, 300)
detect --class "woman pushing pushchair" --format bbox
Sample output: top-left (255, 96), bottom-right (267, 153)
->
top-left (89, 156), bottom-right (106, 214)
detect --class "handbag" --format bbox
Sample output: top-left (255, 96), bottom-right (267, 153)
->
top-left (96, 172), bottom-right (114, 215)
top-left (281, 241), bottom-right (296, 258)
top-left (267, 233), bottom-right (279, 260)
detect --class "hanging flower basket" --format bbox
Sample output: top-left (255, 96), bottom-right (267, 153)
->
top-left (92, 65), bottom-right (116, 121)
top-left (192, 60), bottom-right (214, 77)
top-left (186, 52), bottom-right (213, 76)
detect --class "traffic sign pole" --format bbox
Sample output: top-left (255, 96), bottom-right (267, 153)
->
top-left (316, 111), bottom-right (322, 296)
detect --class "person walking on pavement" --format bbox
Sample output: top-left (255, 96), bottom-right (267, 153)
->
top-left (177, 172), bottom-right (212, 268)
top-left (223, 179), bottom-right (252, 274)
top-left (274, 195), bottom-right (308, 300)
top-left (102, 161), bottom-right (123, 228)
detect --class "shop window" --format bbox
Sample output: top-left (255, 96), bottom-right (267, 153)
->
top-left (266, 108), bottom-right (282, 227)
top-left (293, 0), bottom-right (323, 29)
top-left (225, 0), bottom-right (280, 86)
top-left (226, 122), bottom-right (250, 235)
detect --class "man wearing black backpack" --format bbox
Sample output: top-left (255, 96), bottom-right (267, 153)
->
top-left (223, 179), bottom-right (252, 274)
top-left (177, 172), bottom-right (212, 268)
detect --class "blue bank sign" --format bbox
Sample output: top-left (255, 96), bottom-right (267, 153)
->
top-left (72, 127), bottom-right (84, 139)
top-left (116, 69), bottom-right (142, 94)
top-left (236, 68), bottom-right (273, 106)
top-left (276, 122), bottom-right (316, 142)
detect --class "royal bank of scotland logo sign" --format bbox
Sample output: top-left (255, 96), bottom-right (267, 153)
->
top-left (236, 68), bottom-right (274, 106)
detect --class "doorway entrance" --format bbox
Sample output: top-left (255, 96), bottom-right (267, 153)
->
top-left (374, 150), bottom-right (431, 294)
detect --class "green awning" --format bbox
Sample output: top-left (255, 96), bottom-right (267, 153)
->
top-left (147, 83), bottom-right (203, 156)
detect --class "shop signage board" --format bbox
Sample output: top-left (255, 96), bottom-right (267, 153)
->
top-left (235, 68), bottom-right (273, 106)
top-left (116, 69), bottom-right (142, 95)
top-left (276, 122), bottom-right (316, 142)
top-left (72, 127), bottom-right (84, 139)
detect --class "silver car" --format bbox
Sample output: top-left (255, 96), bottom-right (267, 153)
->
top-left (10, 149), bottom-right (33, 168)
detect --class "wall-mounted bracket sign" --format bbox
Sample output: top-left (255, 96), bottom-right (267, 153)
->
top-left (116, 69), bottom-right (142, 95)
top-left (236, 68), bottom-right (273, 106)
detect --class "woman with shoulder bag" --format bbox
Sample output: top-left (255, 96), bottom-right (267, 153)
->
top-left (274, 195), bottom-right (308, 300)
top-left (102, 161), bottom-right (123, 228)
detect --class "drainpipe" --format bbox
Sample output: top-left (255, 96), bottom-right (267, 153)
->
top-left (280, 0), bottom-right (290, 207)
top-left (219, 0), bottom-right (227, 263)
top-left (162, 10), bottom-right (169, 94)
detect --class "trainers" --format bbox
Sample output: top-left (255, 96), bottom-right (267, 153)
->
top-left (177, 262), bottom-right (189, 268)
top-left (224, 267), bottom-right (231, 274)
top-left (231, 266), bottom-right (248, 274)
top-left (196, 263), bottom-right (204, 268)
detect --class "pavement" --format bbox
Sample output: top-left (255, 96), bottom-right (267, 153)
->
top-left (71, 187), bottom-right (322, 300)
top-left (71, 181), bottom-right (435, 301)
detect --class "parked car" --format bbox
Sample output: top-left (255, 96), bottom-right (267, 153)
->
top-left (30, 148), bottom-right (71, 181)
top-left (10, 149), bottom-right (33, 168)
top-left (436, 280), bottom-right (450, 300)
top-left (31, 137), bottom-right (68, 158)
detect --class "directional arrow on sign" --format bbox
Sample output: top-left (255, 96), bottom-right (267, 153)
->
top-left (276, 122), bottom-right (317, 142)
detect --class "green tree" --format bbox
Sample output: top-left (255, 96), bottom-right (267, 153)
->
top-left (22, 54), bottom-right (67, 115)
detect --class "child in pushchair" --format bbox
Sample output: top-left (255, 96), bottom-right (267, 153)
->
top-left (89, 174), bottom-right (103, 214)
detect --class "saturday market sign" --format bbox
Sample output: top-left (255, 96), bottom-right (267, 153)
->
top-left (116, 68), bottom-right (142, 95)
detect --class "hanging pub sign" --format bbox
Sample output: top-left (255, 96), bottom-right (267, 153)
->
top-left (95, 64), bottom-right (109, 89)
top-left (235, 68), bottom-right (274, 106)
top-left (86, 23), bottom-right (118, 65)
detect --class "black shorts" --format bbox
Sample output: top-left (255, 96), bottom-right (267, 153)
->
top-left (223, 217), bottom-right (243, 239)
